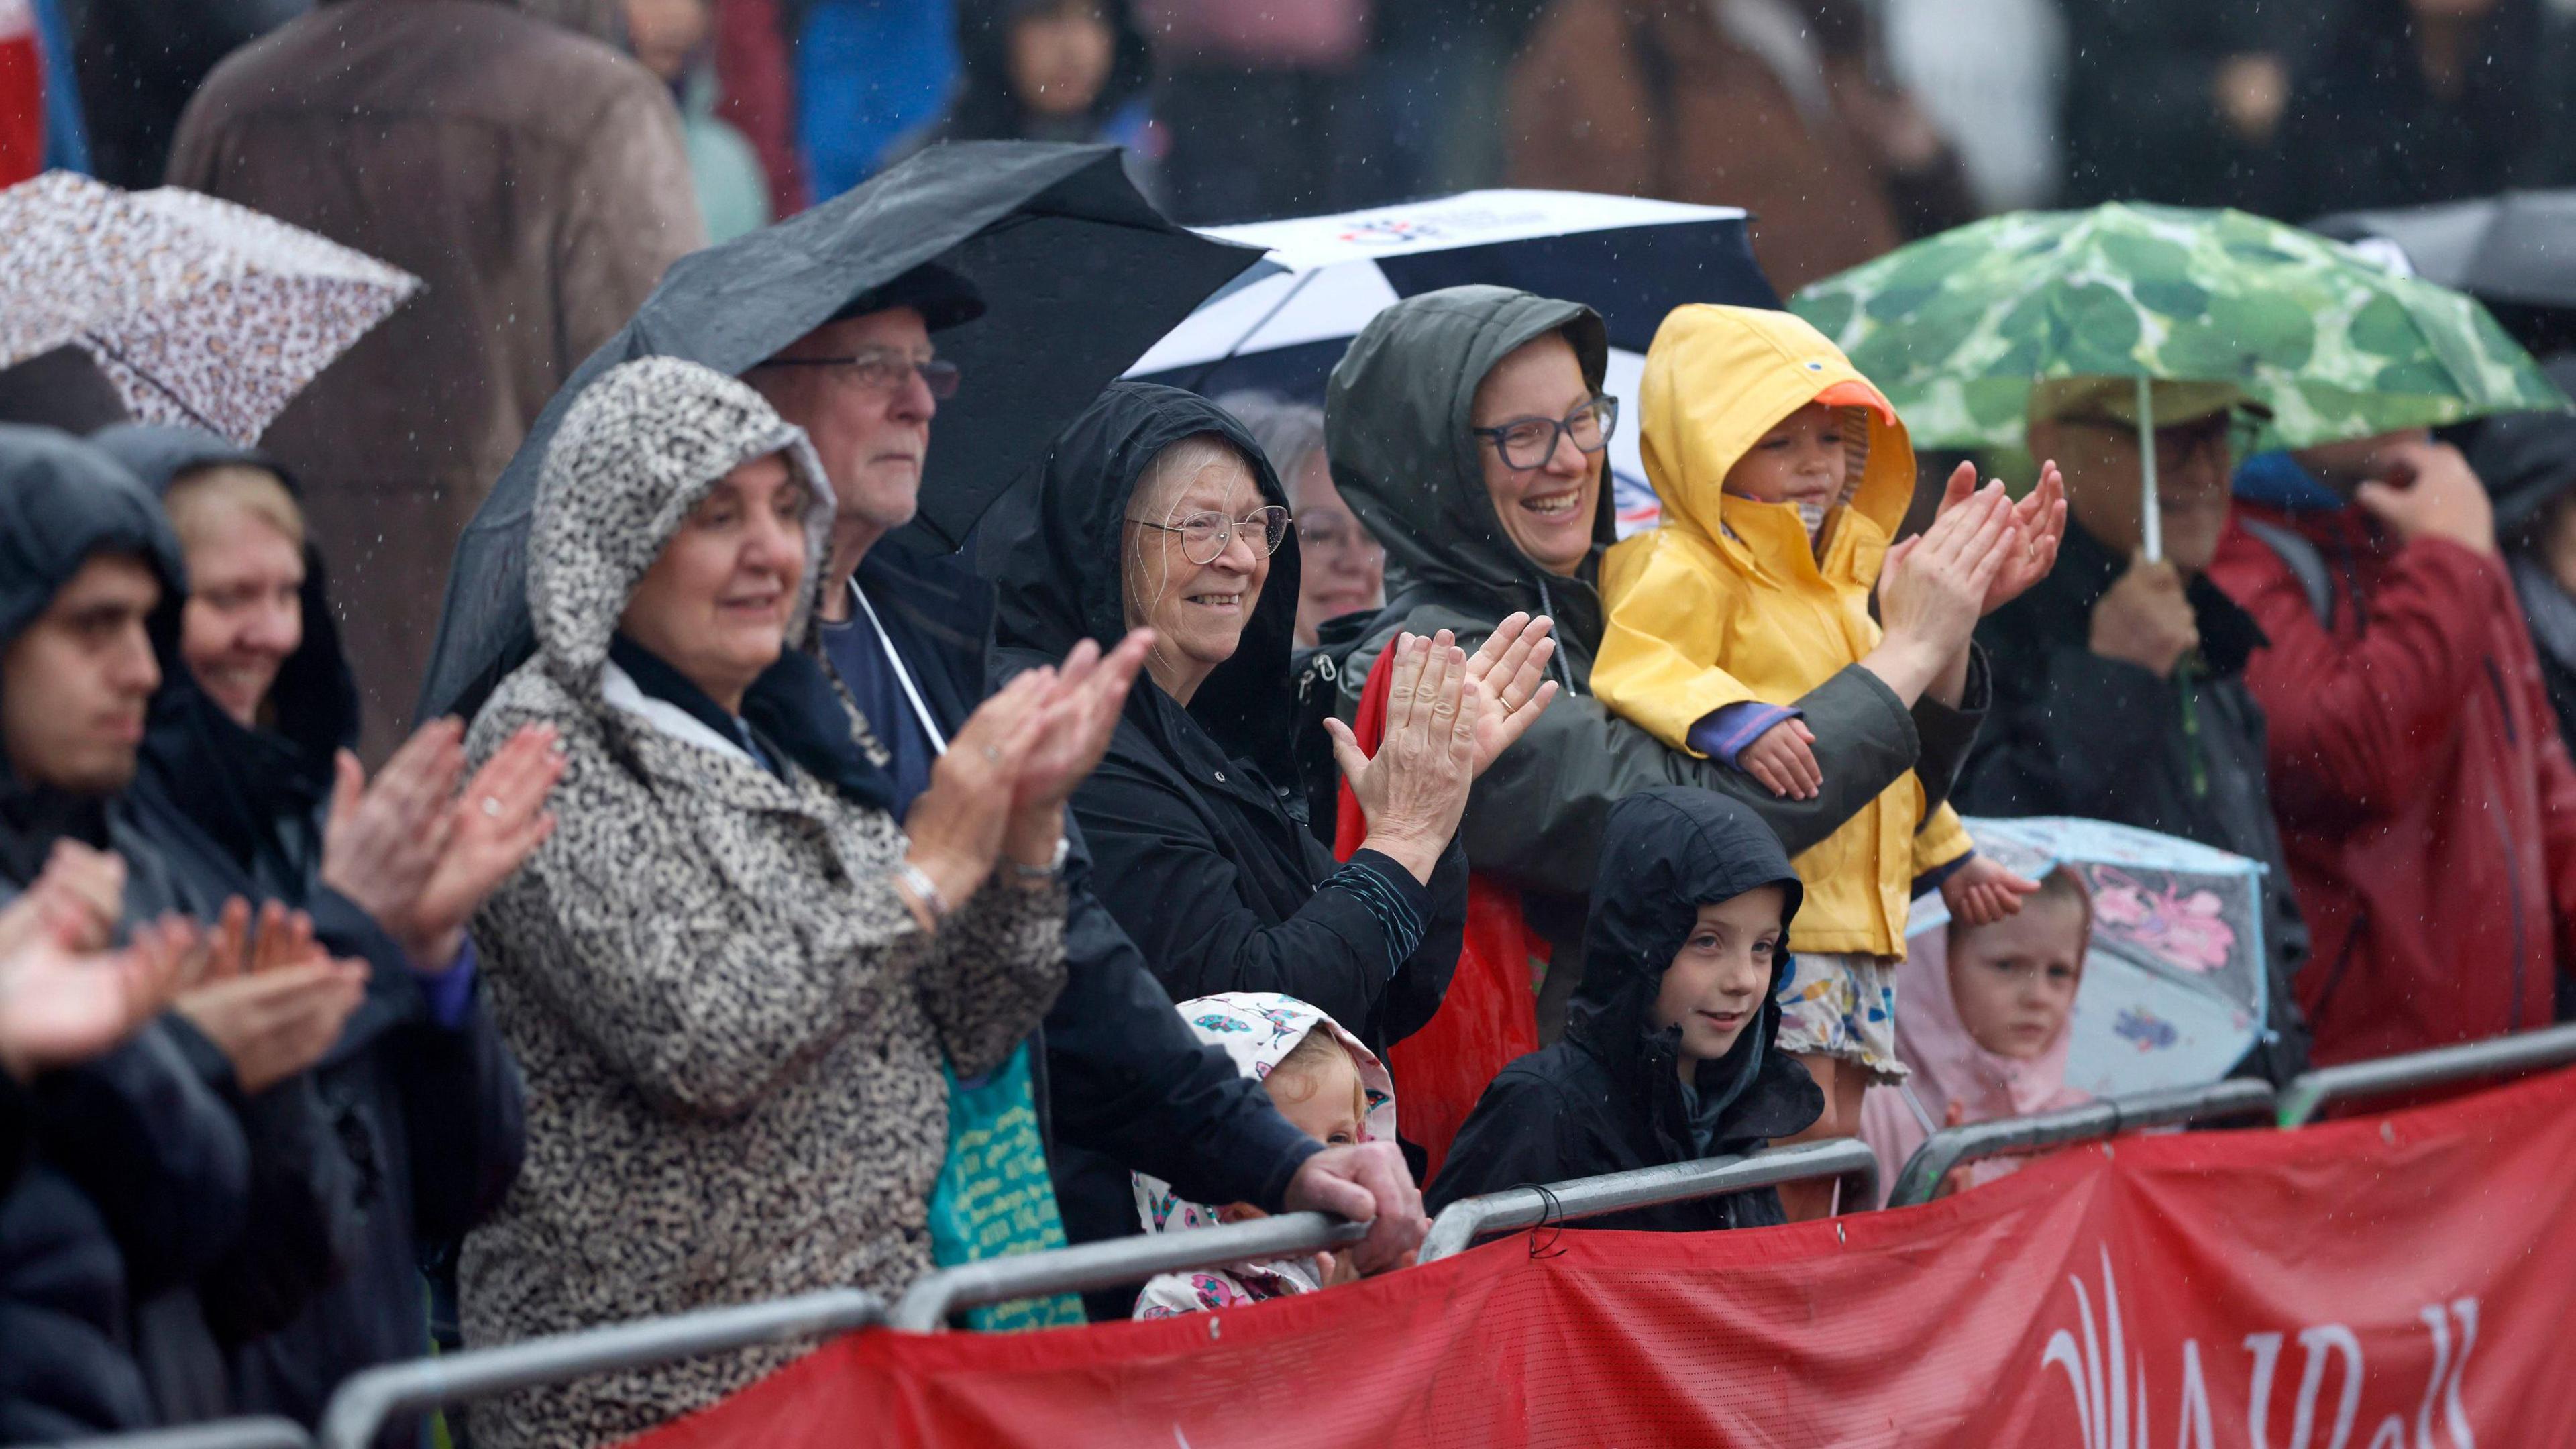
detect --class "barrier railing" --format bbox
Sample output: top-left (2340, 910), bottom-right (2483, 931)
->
top-left (312, 1288), bottom-right (884, 1449)
top-left (890, 1210), bottom-right (1368, 1331)
top-left (1884, 1078), bottom-right (2276, 1208)
top-left (58, 1419), bottom-right (314, 1449)
top-left (2275, 1021), bottom-right (2576, 1128)
top-left (1417, 1138), bottom-right (1879, 1263)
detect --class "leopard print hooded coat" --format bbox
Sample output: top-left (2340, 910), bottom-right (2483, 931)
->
top-left (457, 358), bottom-right (1066, 1448)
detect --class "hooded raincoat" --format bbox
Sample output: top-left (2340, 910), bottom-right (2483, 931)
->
top-left (457, 359), bottom-right (1065, 1449)
top-left (0, 427), bottom-right (253, 1439)
top-left (1854, 913), bottom-right (2090, 1206)
top-left (1597, 305), bottom-right (1973, 958)
top-left (93, 424), bottom-right (525, 1445)
top-left (1427, 788), bottom-right (1823, 1228)
top-left (987, 383), bottom-right (1467, 1059)
top-left (1326, 288), bottom-right (1981, 1018)
top-left (1128, 992), bottom-right (1394, 1318)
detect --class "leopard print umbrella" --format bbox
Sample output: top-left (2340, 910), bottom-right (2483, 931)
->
top-left (0, 170), bottom-right (421, 444)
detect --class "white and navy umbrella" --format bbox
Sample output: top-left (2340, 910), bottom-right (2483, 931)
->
top-left (1124, 190), bottom-right (1778, 533)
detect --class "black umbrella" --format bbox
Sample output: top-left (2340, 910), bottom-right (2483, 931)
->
top-left (416, 141), bottom-right (1262, 722)
top-left (2312, 191), bottom-right (2576, 350)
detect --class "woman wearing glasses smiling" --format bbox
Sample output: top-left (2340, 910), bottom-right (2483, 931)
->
top-left (987, 382), bottom-right (1560, 1062)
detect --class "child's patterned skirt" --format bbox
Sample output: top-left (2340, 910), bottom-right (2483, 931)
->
top-left (1775, 951), bottom-right (1907, 1085)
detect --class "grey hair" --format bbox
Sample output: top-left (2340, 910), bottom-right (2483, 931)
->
top-left (1128, 432), bottom-right (1253, 525)
top-left (1216, 391), bottom-right (1327, 504)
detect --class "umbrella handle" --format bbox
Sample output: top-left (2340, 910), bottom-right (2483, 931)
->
top-left (2136, 374), bottom-right (2162, 564)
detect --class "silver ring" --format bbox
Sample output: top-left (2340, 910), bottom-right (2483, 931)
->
top-left (980, 745), bottom-right (1002, 763)
top-left (480, 796), bottom-right (502, 818)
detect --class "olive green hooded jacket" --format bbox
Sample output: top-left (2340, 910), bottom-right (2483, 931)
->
top-left (1324, 286), bottom-right (1986, 1002)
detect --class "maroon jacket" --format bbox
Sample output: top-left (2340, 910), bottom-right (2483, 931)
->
top-left (2209, 504), bottom-right (2576, 1066)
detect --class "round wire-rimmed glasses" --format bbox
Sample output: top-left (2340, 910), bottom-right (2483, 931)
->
top-left (1126, 505), bottom-right (1295, 565)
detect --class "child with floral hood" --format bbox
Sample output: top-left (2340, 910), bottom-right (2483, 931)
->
top-left (1132, 991), bottom-right (1395, 1318)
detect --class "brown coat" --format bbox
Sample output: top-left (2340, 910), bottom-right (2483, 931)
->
top-left (1506, 0), bottom-right (1906, 295)
top-left (166, 0), bottom-right (705, 758)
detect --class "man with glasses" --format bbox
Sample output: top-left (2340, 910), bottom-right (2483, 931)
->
top-left (1957, 376), bottom-right (2312, 1085)
top-left (740, 266), bottom-right (1428, 1320)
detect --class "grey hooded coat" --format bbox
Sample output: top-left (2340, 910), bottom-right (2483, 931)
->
top-left (458, 360), bottom-right (1065, 1448)
top-left (1324, 287), bottom-right (1986, 1022)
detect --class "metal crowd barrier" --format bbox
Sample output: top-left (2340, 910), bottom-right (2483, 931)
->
top-left (890, 1210), bottom-right (1369, 1331)
top-left (1417, 1138), bottom-right (1880, 1263)
top-left (2275, 1020), bottom-right (2576, 1128)
top-left (312, 1287), bottom-right (884, 1449)
top-left (1884, 1078), bottom-right (2277, 1208)
top-left (56, 1420), bottom-right (314, 1449)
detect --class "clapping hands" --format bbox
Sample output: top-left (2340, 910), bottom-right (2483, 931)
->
top-left (321, 717), bottom-right (563, 970)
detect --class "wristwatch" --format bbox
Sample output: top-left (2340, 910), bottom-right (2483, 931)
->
top-left (1009, 835), bottom-right (1071, 881)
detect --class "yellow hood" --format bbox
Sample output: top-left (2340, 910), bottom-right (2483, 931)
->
top-left (1638, 305), bottom-right (1914, 557)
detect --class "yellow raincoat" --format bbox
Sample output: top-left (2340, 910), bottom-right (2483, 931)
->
top-left (1596, 304), bottom-right (1971, 957)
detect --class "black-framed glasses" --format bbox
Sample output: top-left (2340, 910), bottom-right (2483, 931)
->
top-left (752, 348), bottom-right (961, 399)
top-left (1472, 396), bottom-right (1618, 471)
top-left (1127, 505), bottom-right (1293, 565)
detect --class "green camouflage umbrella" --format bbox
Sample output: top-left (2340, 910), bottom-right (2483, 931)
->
top-left (1788, 203), bottom-right (2568, 454)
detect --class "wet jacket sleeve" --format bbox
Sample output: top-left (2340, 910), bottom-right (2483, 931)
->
top-left (392, 969), bottom-right (527, 1245)
top-left (2212, 534), bottom-right (2499, 828)
top-left (1069, 755), bottom-right (1461, 1049)
top-left (158, 1020), bottom-right (360, 1346)
top-left (1957, 639), bottom-right (2185, 818)
top-left (1591, 554), bottom-right (1768, 753)
top-left (30, 1018), bottom-right (250, 1298)
top-left (303, 887), bottom-right (526, 1240)
top-left (1460, 663), bottom-right (1922, 895)
top-left (1424, 1069), bottom-right (1570, 1214)
top-left (1041, 833), bottom-right (1320, 1215)
top-left (1911, 801), bottom-right (1974, 875)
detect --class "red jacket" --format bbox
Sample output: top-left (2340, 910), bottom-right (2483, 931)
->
top-left (2209, 504), bottom-right (2576, 1065)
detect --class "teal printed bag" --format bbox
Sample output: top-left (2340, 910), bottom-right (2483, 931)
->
top-left (925, 1041), bottom-right (1085, 1330)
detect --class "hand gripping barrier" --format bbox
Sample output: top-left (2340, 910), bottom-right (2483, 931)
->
top-left (312, 1288), bottom-right (884, 1449)
top-left (1417, 1138), bottom-right (1880, 1263)
top-left (56, 1419), bottom-right (316, 1449)
top-left (2276, 1020), bottom-right (2576, 1128)
top-left (1884, 1078), bottom-right (2277, 1208)
top-left (890, 1210), bottom-right (1370, 1331)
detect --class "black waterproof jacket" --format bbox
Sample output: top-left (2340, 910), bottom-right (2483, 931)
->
top-left (93, 425), bottom-right (526, 1444)
top-left (1956, 518), bottom-right (2312, 1085)
top-left (988, 383), bottom-right (1469, 1057)
top-left (836, 539), bottom-right (1320, 1312)
top-left (1428, 788), bottom-right (1823, 1230)
top-left (0, 427), bottom-right (256, 1437)
top-left (1323, 287), bottom-right (1981, 1028)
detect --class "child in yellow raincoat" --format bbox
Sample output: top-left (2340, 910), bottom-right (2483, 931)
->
top-left (1594, 305), bottom-right (2038, 1183)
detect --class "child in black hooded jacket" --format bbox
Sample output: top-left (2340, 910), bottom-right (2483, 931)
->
top-left (1428, 786), bottom-right (1823, 1230)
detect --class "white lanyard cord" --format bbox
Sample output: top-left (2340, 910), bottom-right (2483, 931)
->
top-left (849, 578), bottom-right (951, 755)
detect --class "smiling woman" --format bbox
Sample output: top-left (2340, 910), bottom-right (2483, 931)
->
top-left (987, 382), bottom-right (1560, 1062)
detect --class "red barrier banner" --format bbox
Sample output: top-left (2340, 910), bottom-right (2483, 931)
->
top-left (633, 1067), bottom-right (2576, 1448)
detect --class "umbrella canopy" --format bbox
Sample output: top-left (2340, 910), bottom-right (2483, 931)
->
top-left (416, 141), bottom-right (1260, 724)
top-left (2311, 190), bottom-right (2576, 313)
top-left (0, 170), bottom-right (421, 445)
top-left (1788, 203), bottom-right (2568, 455)
top-left (1122, 189), bottom-right (1779, 535)
top-left (1914, 817), bottom-right (2271, 1099)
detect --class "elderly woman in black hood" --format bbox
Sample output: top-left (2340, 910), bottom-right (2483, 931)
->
top-left (987, 382), bottom-right (1559, 1063)
top-left (90, 423), bottom-right (544, 1443)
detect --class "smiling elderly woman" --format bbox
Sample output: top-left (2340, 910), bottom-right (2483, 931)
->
top-left (456, 358), bottom-right (1138, 1448)
top-left (988, 383), bottom-right (1556, 1065)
